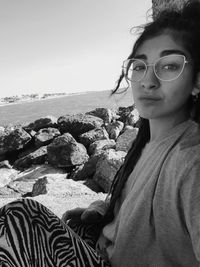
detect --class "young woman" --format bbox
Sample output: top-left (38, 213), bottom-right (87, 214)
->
top-left (1, 1), bottom-right (200, 266)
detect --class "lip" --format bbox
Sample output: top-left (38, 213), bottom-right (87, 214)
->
top-left (139, 96), bottom-right (162, 101)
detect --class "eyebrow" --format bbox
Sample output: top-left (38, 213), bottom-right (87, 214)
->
top-left (134, 49), bottom-right (187, 60)
top-left (160, 49), bottom-right (187, 57)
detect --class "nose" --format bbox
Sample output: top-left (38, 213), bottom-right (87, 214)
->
top-left (140, 65), bottom-right (160, 90)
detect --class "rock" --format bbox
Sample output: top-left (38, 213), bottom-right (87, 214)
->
top-left (18, 146), bottom-right (38, 159)
top-left (47, 133), bottom-right (89, 167)
top-left (86, 108), bottom-right (115, 123)
top-left (69, 152), bottom-right (103, 181)
top-left (0, 168), bottom-right (19, 187)
top-left (8, 180), bottom-right (35, 195)
top-left (0, 105), bottom-right (140, 218)
top-left (82, 179), bottom-right (103, 193)
top-left (117, 105), bottom-right (140, 126)
top-left (24, 115), bottom-right (58, 132)
top-left (69, 164), bottom-right (85, 180)
top-left (126, 109), bottom-right (140, 126)
top-left (78, 128), bottom-right (109, 149)
top-left (57, 114), bottom-right (103, 138)
top-left (117, 105), bottom-right (135, 123)
top-left (106, 121), bottom-right (124, 140)
top-left (123, 125), bottom-right (134, 131)
top-left (0, 164), bottom-right (106, 218)
top-left (0, 160), bottom-right (12, 169)
top-left (7, 165), bottom-right (66, 196)
top-left (93, 149), bottom-right (126, 192)
top-left (89, 139), bottom-right (116, 155)
top-left (31, 176), bottom-right (48, 197)
top-left (0, 127), bottom-right (32, 156)
top-left (116, 128), bottom-right (138, 152)
top-left (0, 155), bottom-right (6, 162)
top-left (35, 127), bottom-right (60, 148)
top-left (13, 146), bottom-right (48, 170)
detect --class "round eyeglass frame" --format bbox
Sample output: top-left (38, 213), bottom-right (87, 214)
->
top-left (122, 54), bottom-right (189, 82)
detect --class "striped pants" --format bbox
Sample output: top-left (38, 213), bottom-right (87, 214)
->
top-left (0, 198), bottom-right (110, 267)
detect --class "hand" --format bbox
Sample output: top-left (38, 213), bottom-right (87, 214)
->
top-left (62, 207), bottom-right (102, 224)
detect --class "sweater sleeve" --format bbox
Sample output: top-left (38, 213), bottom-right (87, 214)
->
top-left (180, 157), bottom-right (200, 263)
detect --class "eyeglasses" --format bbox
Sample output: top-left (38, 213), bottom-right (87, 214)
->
top-left (122, 54), bottom-right (189, 82)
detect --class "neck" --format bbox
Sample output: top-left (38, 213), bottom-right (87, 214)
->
top-left (149, 113), bottom-right (190, 142)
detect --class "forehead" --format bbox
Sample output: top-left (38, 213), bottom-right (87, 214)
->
top-left (135, 34), bottom-right (190, 60)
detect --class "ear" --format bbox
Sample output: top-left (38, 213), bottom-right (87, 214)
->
top-left (192, 72), bottom-right (200, 96)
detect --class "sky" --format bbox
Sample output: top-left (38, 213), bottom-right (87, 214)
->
top-left (0, 0), bottom-right (152, 98)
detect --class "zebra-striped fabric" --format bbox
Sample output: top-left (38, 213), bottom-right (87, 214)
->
top-left (0, 198), bottom-right (110, 267)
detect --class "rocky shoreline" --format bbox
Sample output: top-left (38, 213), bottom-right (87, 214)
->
top-left (0, 106), bottom-right (139, 217)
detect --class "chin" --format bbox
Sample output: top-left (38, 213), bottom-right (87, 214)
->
top-left (137, 110), bottom-right (155, 119)
top-left (136, 106), bottom-right (163, 119)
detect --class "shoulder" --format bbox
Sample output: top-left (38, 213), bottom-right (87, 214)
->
top-left (176, 121), bottom-right (200, 166)
top-left (164, 121), bottom-right (200, 178)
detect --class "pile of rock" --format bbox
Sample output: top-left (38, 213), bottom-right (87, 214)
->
top-left (0, 106), bottom-right (139, 215)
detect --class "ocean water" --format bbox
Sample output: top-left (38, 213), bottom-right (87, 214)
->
top-left (0, 89), bottom-right (134, 126)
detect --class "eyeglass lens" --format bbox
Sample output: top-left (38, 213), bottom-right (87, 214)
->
top-left (126, 55), bottom-right (185, 82)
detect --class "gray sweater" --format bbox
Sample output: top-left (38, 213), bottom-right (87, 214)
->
top-left (96, 119), bottom-right (200, 267)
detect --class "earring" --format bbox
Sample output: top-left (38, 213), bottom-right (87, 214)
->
top-left (192, 86), bottom-right (200, 101)
top-left (192, 94), bottom-right (199, 103)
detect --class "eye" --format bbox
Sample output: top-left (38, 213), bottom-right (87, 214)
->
top-left (132, 64), bottom-right (146, 71)
top-left (162, 64), bottom-right (179, 70)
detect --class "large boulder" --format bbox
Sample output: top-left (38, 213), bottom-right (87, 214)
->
top-left (47, 133), bottom-right (89, 167)
top-left (57, 114), bottom-right (103, 138)
top-left (86, 108), bottom-right (115, 123)
top-left (35, 127), bottom-right (61, 148)
top-left (36, 177), bottom-right (106, 218)
top-left (89, 139), bottom-right (116, 155)
top-left (106, 121), bottom-right (124, 140)
top-left (7, 165), bottom-right (66, 196)
top-left (69, 151), bottom-right (103, 181)
top-left (116, 127), bottom-right (138, 152)
top-left (13, 146), bottom-right (48, 170)
top-left (24, 115), bottom-right (58, 132)
top-left (117, 105), bottom-right (140, 126)
top-left (78, 128), bottom-right (109, 149)
top-left (0, 127), bottom-right (32, 156)
top-left (93, 149), bottom-right (126, 192)
top-left (0, 164), bottom-right (107, 218)
top-left (117, 105), bottom-right (135, 123)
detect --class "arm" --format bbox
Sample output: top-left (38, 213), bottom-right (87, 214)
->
top-left (180, 158), bottom-right (200, 262)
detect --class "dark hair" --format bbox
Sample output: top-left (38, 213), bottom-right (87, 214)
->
top-left (102, 0), bottom-right (200, 225)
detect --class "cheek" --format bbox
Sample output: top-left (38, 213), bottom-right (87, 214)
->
top-left (164, 81), bottom-right (193, 108)
top-left (131, 83), bottom-right (139, 99)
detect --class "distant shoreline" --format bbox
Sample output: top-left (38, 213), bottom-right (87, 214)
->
top-left (0, 92), bottom-right (87, 107)
top-left (0, 89), bottom-right (133, 126)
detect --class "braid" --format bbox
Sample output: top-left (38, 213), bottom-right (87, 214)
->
top-left (102, 118), bottom-right (150, 225)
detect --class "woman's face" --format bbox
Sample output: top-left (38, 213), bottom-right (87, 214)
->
top-left (131, 33), bottom-right (195, 122)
